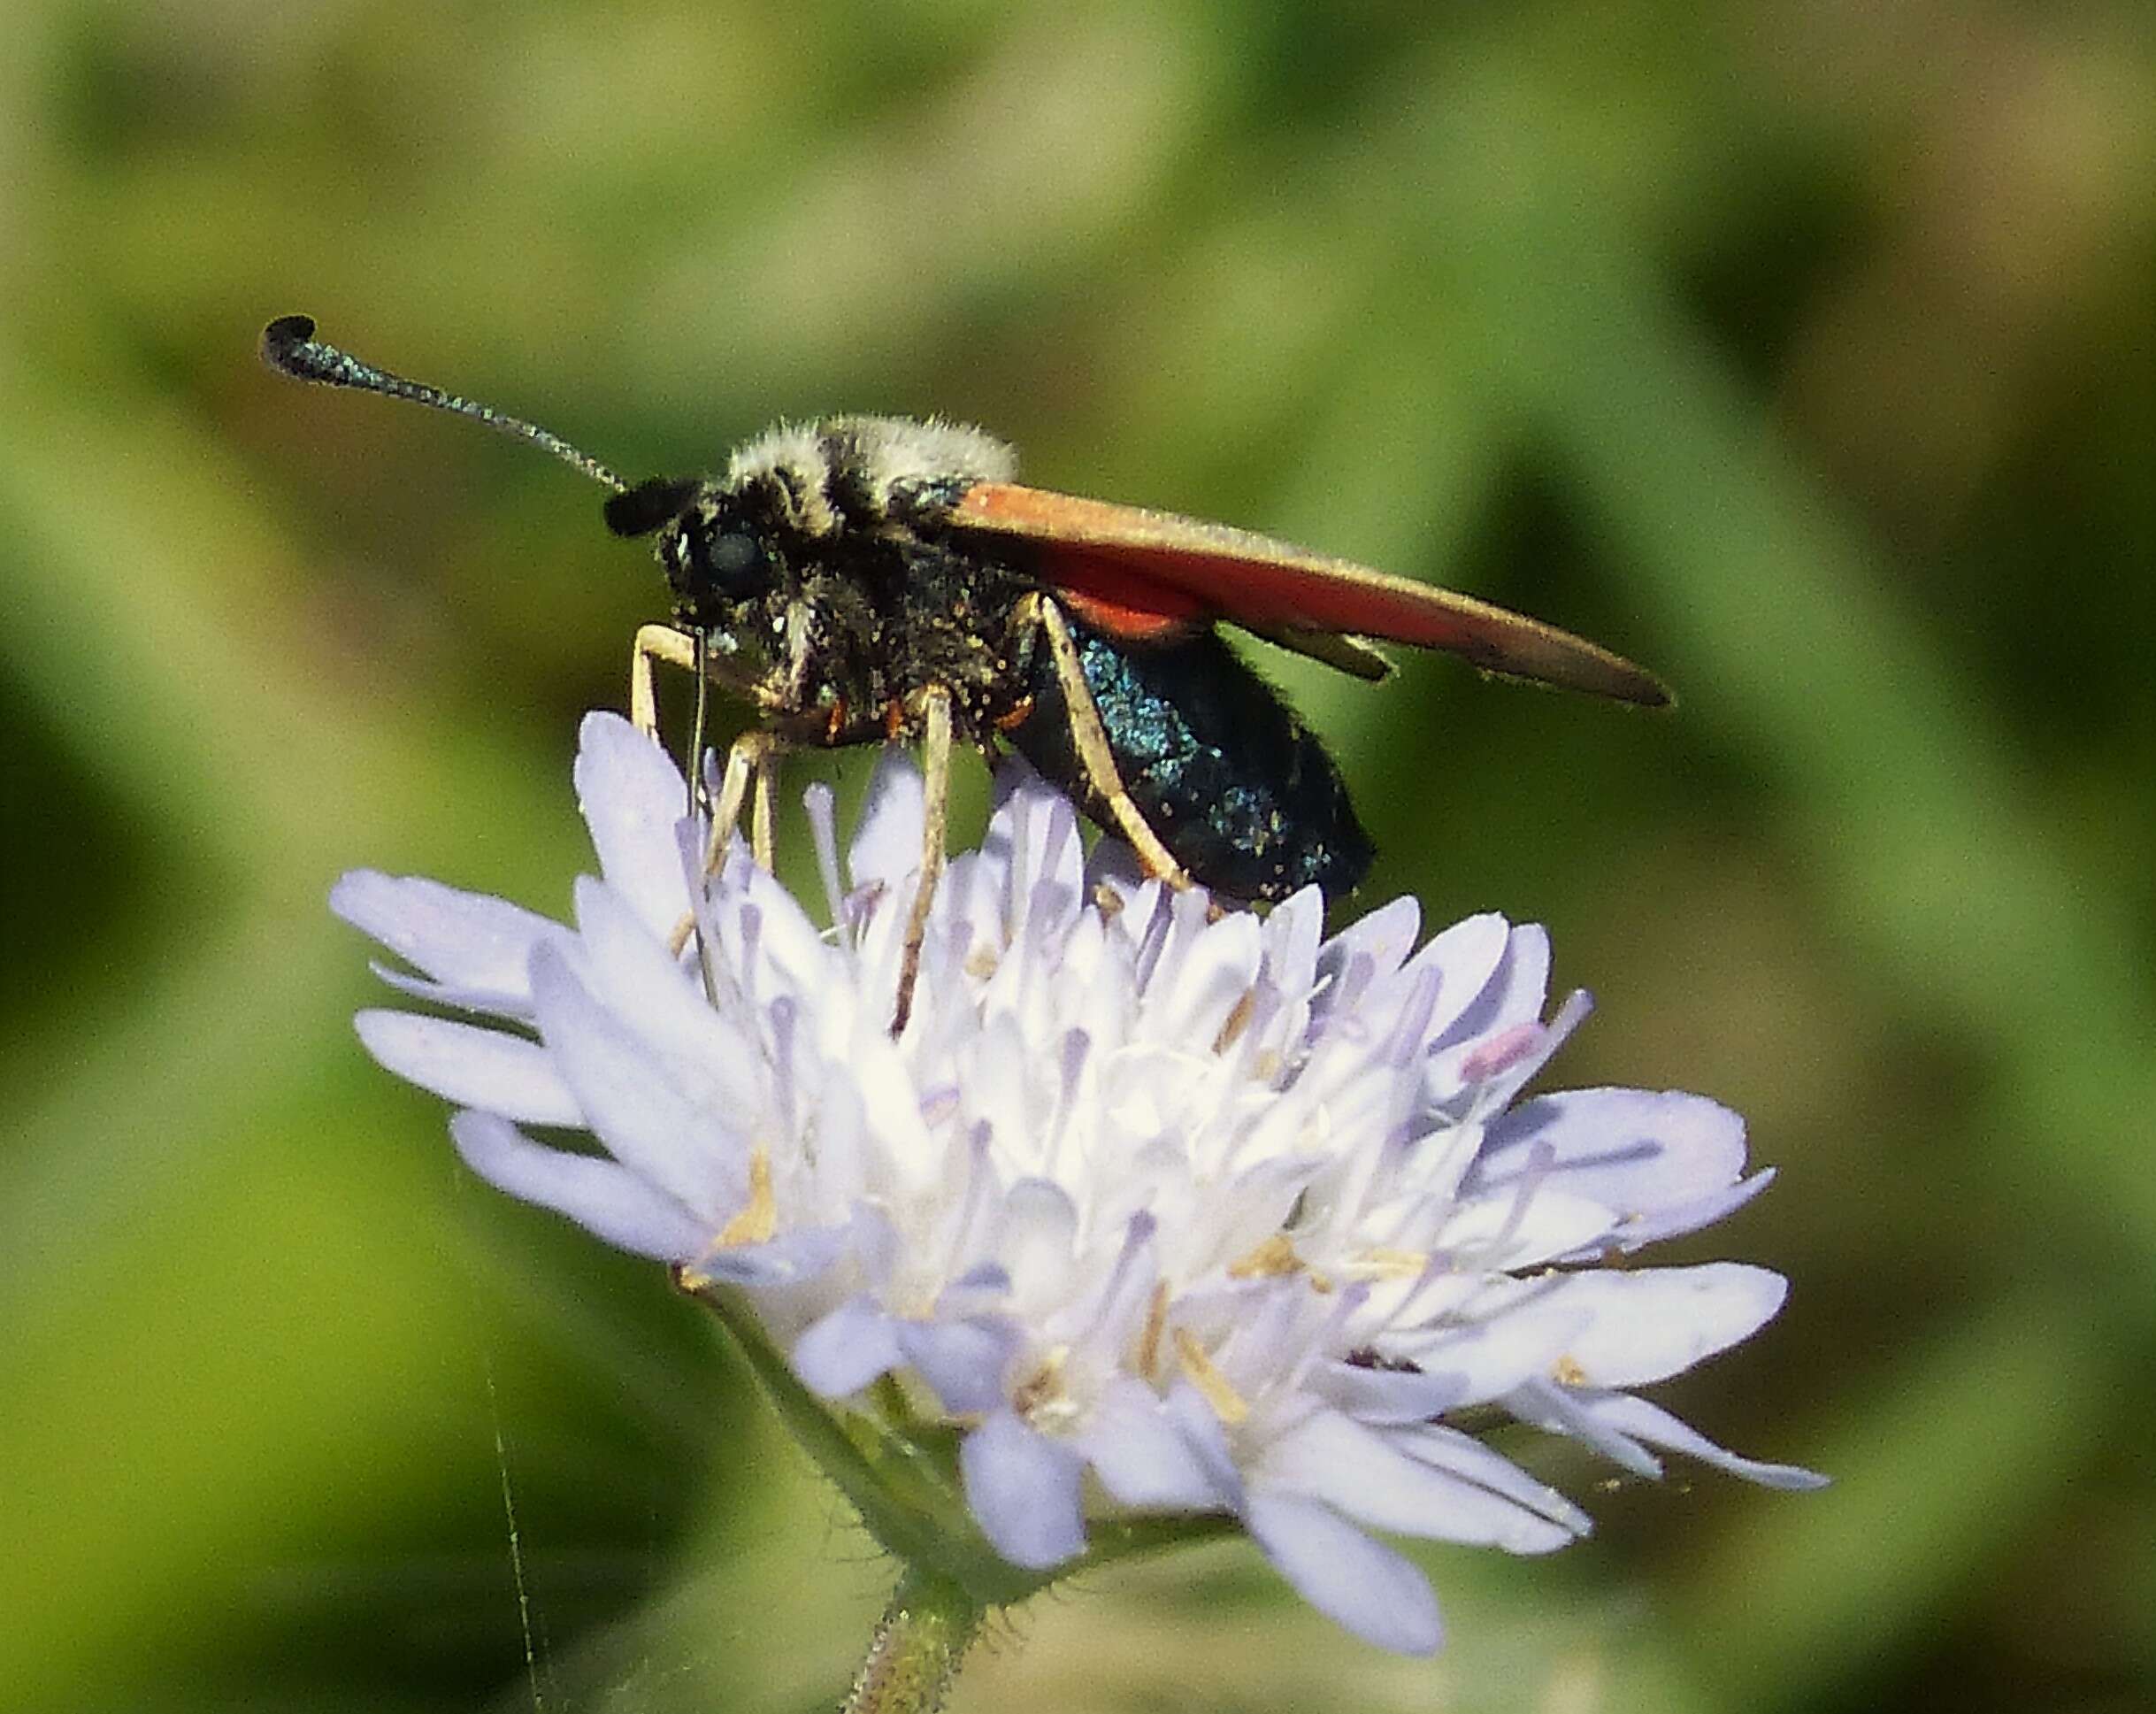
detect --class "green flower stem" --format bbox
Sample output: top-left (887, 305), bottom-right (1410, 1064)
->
top-left (680, 1272), bottom-right (1241, 1706)
top-left (684, 1276), bottom-right (1049, 1596)
top-left (841, 1566), bottom-right (982, 1714)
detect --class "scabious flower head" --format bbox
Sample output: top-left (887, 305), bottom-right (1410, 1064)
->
top-left (336, 713), bottom-right (1818, 1656)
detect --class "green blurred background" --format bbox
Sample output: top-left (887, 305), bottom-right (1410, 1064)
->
top-left (4, 1), bottom-right (2151, 1709)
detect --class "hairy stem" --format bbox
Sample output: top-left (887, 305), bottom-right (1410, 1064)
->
top-left (840, 1567), bottom-right (982, 1714)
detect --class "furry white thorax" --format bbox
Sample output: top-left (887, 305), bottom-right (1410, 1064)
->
top-left (725, 416), bottom-right (1019, 536)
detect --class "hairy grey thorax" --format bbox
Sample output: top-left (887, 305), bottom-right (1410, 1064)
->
top-left (657, 419), bottom-right (1032, 746)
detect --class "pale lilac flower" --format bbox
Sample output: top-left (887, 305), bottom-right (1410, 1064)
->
top-left (335, 712), bottom-right (1820, 1655)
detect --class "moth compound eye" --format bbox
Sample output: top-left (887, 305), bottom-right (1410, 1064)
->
top-left (709, 532), bottom-right (761, 579)
top-left (691, 527), bottom-right (771, 599)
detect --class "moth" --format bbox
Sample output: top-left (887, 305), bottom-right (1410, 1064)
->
top-left (262, 315), bottom-right (1668, 1029)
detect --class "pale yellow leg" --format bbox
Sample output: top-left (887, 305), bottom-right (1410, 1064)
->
top-left (889, 687), bottom-right (953, 1035)
top-left (702, 733), bottom-right (759, 861)
top-left (1031, 596), bottom-right (1193, 889)
top-left (668, 730), bottom-right (784, 957)
top-left (701, 730), bottom-right (780, 877)
top-left (751, 753), bottom-right (777, 874)
top-left (630, 623), bottom-right (702, 736)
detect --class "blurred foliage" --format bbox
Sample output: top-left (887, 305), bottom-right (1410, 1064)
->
top-left (2, 1), bottom-right (2152, 1710)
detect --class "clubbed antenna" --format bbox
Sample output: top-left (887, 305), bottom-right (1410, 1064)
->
top-left (260, 314), bottom-right (625, 494)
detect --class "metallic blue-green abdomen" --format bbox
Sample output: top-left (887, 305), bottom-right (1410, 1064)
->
top-left (1011, 615), bottom-right (1374, 902)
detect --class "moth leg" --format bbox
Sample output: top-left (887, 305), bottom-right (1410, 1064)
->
top-left (703, 732), bottom-right (772, 866)
top-left (890, 684), bottom-right (953, 1036)
top-left (633, 622), bottom-right (791, 959)
top-left (666, 729), bottom-right (784, 959)
top-left (750, 749), bottom-right (778, 875)
top-left (1030, 596), bottom-right (1193, 890)
top-left (630, 623), bottom-right (702, 737)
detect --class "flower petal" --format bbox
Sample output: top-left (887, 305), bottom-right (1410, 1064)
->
top-left (1310, 894), bottom-right (1423, 1029)
top-left (1394, 1423), bottom-right (1592, 1536)
top-left (569, 877), bottom-right (762, 1116)
top-left (1501, 1376), bottom-right (1663, 1479)
top-left (962, 1410), bottom-right (1087, 1568)
top-left (1407, 911), bottom-right (1512, 1040)
top-left (1525, 1264), bottom-right (1790, 1387)
top-left (1429, 918), bottom-right (1546, 1049)
top-left (332, 871), bottom-right (559, 1015)
top-left (1610, 1169), bottom-right (1773, 1248)
top-left (528, 941), bottom-right (746, 1220)
top-left (898, 1317), bottom-right (1022, 1416)
top-left (1072, 1377), bottom-right (1224, 1510)
top-left (1388, 1295), bottom-right (1590, 1407)
top-left (1244, 1492), bottom-right (1442, 1656)
top-left (792, 1296), bottom-right (907, 1397)
top-left (1474, 1088), bottom-right (1755, 1240)
top-left (692, 1226), bottom-right (850, 1288)
top-left (573, 713), bottom-right (693, 942)
top-left (450, 1111), bottom-right (703, 1260)
top-left (997, 1178), bottom-right (1079, 1307)
top-left (848, 746), bottom-right (927, 893)
top-left (1432, 1183), bottom-right (1618, 1272)
top-left (1573, 1394), bottom-right (1826, 1490)
top-left (1317, 1359), bottom-right (1473, 1425)
top-left (1257, 1408), bottom-right (1577, 1552)
top-left (356, 1011), bottom-right (583, 1126)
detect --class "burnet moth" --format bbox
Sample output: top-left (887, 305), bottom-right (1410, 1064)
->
top-left (262, 315), bottom-right (1669, 1029)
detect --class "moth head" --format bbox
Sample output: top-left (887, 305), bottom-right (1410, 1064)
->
top-left (606, 476), bottom-right (779, 626)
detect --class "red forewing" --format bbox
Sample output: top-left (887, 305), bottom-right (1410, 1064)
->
top-left (949, 482), bottom-right (1671, 707)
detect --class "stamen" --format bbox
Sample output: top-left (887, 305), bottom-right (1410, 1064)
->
top-left (737, 903), bottom-right (762, 1007)
top-left (1348, 1247), bottom-right (1430, 1280)
top-left (1136, 1281), bottom-right (1170, 1380)
top-left (1012, 1348), bottom-right (1068, 1417)
top-left (716, 1149), bottom-right (776, 1246)
top-left (1460, 1021), bottom-right (1543, 1084)
top-left (1174, 1328), bottom-right (1250, 1425)
top-left (1212, 988), bottom-right (1258, 1056)
top-left (1078, 1211), bottom-right (1160, 1350)
top-left (1227, 1234), bottom-right (1302, 1279)
top-left (767, 996), bottom-right (798, 1137)
top-left (1468, 1138), bottom-right (1557, 1270)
